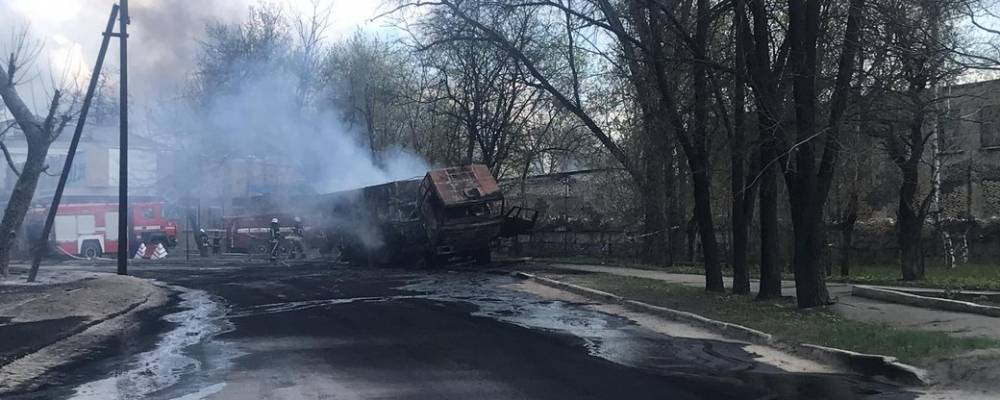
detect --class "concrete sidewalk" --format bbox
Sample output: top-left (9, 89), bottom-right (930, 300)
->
top-left (544, 263), bottom-right (1000, 340)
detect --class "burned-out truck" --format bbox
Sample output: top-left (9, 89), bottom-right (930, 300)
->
top-left (312, 164), bottom-right (536, 267)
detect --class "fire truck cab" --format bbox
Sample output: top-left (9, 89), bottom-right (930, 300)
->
top-left (27, 199), bottom-right (179, 258)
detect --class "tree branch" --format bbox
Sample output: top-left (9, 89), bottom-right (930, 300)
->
top-left (0, 141), bottom-right (19, 177)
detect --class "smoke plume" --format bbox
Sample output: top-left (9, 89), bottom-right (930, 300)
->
top-left (180, 68), bottom-right (429, 195)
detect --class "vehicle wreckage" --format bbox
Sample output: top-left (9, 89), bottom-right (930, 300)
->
top-left (231, 164), bottom-right (537, 267)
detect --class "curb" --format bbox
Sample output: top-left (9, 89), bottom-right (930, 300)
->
top-left (514, 272), bottom-right (771, 345)
top-left (516, 272), bottom-right (623, 302)
top-left (800, 344), bottom-right (931, 386)
top-left (514, 271), bottom-right (930, 386)
top-left (853, 285), bottom-right (1000, 318)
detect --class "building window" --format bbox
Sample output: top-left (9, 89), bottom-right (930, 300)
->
top-left (979, 105), bottom-right (1000, 148)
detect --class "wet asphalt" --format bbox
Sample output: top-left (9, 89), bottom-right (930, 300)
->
top-left (8, 262), bottom-right (916, 400)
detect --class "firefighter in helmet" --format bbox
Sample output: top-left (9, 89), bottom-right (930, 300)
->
top-left (269, 217), bottom-right (281, 262)
top-left (198, 228), bottom-right (210, 257)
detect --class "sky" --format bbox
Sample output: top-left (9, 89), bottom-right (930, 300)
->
top-left (3, 0), bottom-right (996, 115)
top-left (0, 0), bottom-right (386, 118)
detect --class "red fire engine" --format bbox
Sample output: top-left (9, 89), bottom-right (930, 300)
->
top-left (27, 199), bottom-right (179, 258)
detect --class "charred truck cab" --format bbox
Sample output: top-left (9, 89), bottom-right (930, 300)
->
top-left (418, 165), bottom-right (506, 266)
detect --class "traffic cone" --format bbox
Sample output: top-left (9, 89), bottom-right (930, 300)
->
top-left (134, 242), bottom-right (147, 259)
top-left (151, 243), bottom-right (168, 260)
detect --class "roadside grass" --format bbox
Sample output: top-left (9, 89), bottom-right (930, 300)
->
top-left (540, 255), bottom-right (739, 276)
top-left (827, 264), bottom-right (1000, 291)
top-left (542, 255), bottom-right (1000, 291)
top-left (550, 272), bottom-right (1000, 364)
top-left (539, 255), bottom-right (792, 279)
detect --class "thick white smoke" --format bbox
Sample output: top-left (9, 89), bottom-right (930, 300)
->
top-left (3, 1), bottom-right (424, 197)
top-left (204, 72), bottom-right (429, 193)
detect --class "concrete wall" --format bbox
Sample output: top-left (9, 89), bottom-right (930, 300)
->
top-left (501, 169), bottom-right (639, 231)
top-left (935, 79), bottom-right (1000, 220)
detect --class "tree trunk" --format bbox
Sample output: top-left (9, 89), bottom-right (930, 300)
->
top-left (0, 62), bottom-right (62, 277)
top-left (691, 164), bottom-right (725, 291)
top-left (0, 145), bottom-right (48, 276)
top-left (639, 180), bottom-right (668, 265)
top-left (785, 0), bottom-right (831, 308)
top-left (897, 160), bottom-right (924, 281)
top-left (757, 117), bottom-right (782, 300)
top-left (839, 225), bottom-right (854, 277)
top-left (898, 217), bottom-right (922, 281)
top-left (664, 142), bottom-right (678, 266)
top-left (789, 192), bottom-right (831, 307)
top-left (821, 226), bottom-right (832, 276)
top-left (730, 156), bottom-right (750, 294)
top-left (686, 214), bottom-right (697, 263)
top-left (730, 0), bottom-right (750, 295)
top-left (839, 193), bottom-right (858, 277)
top-left (639, 111), bottom-right (670, 266)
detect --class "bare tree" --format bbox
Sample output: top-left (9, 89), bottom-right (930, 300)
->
top-left (292, 0), bottom-right (334, 110)
top-left (0, 28), bottom-right (78, 276)
top-left (768, 0), bottom-right (864, 307)
top-left (863, 0), bottom-right (970, 281)
top-left (416, 8), bottom-right (546, 176)
top-left (325, 32), bottom-right (398, 159)
top-left (191, 4), bottom-right (289, 105)
top-left (736, 0), bottom-right (792, 300)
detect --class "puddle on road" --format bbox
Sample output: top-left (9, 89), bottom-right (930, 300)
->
top-left (66, 285), bottom-right (241, 400)
top-left (227, 296), bottom-right (399, 318)
top-left (400, 276), bottom-right (765, 375)
top-left (400, 274), bottom-right (912, 400)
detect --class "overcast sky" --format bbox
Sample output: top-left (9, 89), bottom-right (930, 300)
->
top-left (4, 1), bottom-right (997, 118)
top-left (0, 0), bottom-right (385, 117)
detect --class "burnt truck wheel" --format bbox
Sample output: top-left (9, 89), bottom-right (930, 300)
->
top-left (80, 241), bottom-right (102, 259)
top-left (473, 248), bottom-right (492, 265)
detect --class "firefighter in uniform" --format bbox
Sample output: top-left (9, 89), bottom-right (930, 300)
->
top-left (289, 216), bottom-right (305, 259)
top-left (198, 229), bottom-right (210, 257)
top-left (269, 218), bottom-right (281, 262)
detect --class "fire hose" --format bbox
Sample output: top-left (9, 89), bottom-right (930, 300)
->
top-left (52, 244), bottom-right (88, 260)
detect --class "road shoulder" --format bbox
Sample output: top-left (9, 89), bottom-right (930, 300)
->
top-left (510, 267), bottom-right (1000, 394)
top-left (0, 273), bottom-right (173, 394)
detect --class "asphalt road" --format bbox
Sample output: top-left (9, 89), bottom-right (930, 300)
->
top-left (10, 262), bottom-right (915, 400)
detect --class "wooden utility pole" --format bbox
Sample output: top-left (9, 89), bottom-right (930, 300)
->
top-left (27, 4), bottom-right (120, 282)
top-left (117, 0), bottom-right (130, 276)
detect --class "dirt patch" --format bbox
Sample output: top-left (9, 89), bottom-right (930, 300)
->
top-left (1, 274), bottom-right (157, 323)
top-left (0, 273), bottom-right (171, 393)
top-left (1, 266), bottom-right (106, 287)
top-left (0, 316), bottom-right (88, 365)
top-left (920, 348), bottom-right (1000, 395)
